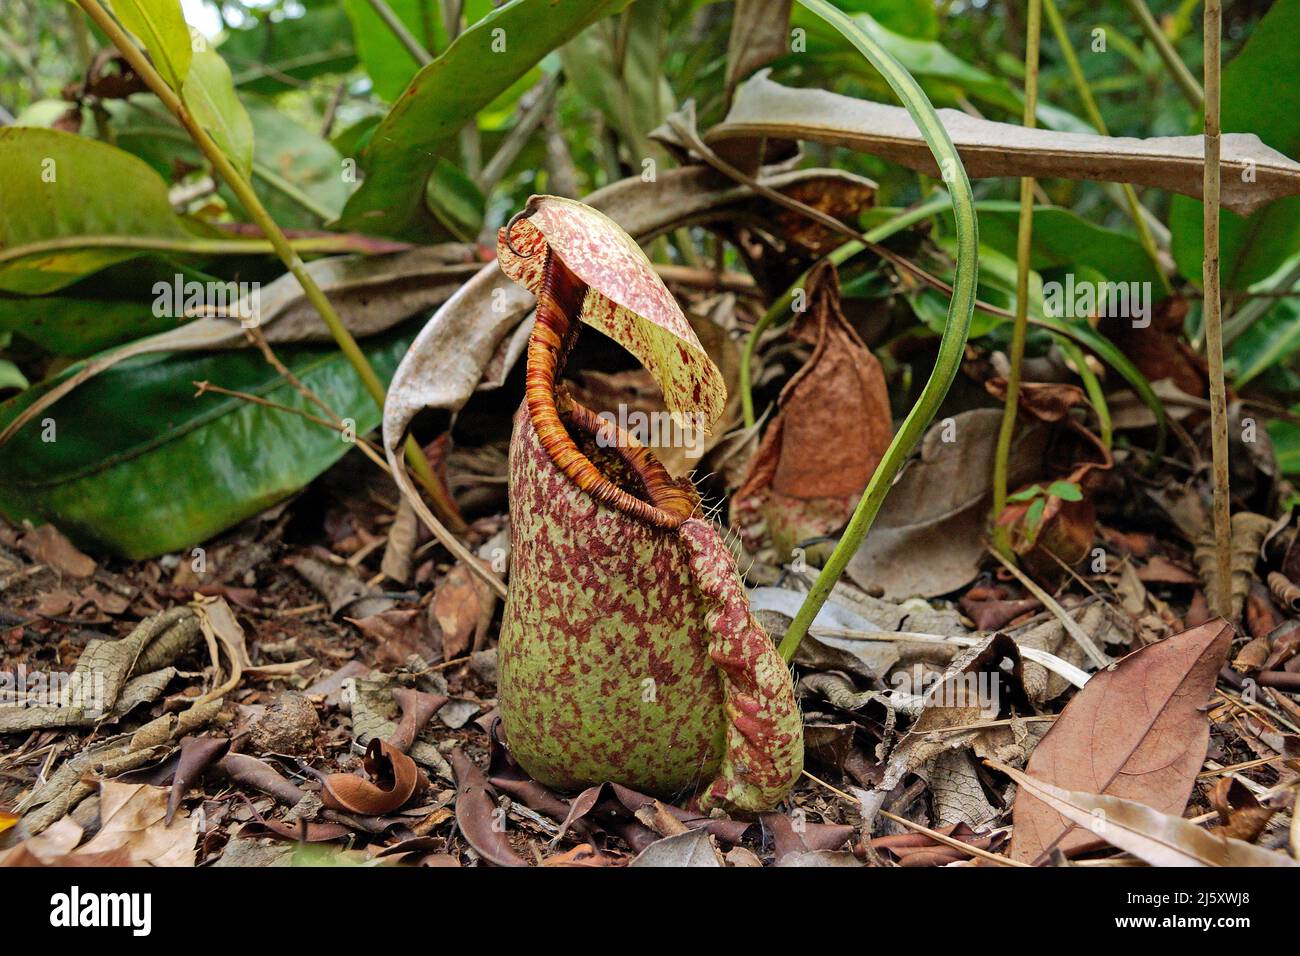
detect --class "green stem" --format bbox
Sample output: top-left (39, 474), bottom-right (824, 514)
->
top-left (779, 0), bottom-right (979, 663)
top-left (991, 0), bottom-right (1042, 559)
top-left (0, 233), bottom-right (373, 264)
top-left (1057, 336), bottom-right (1112, 450)
top-left (1202, 0), bottom-right (1232, 618)
top-left (1121, 0), bottom-right (1204, 111)
top-left (76, 0), bottom-right (468, 540)
top-left (1042, 0), bottom-right (1170, 295)
top-left (740, 195), bottom-right (954, 429)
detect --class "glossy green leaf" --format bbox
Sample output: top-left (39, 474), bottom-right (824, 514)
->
top-left (0, 127), bottom-right (192, 294)
top-left (182, 45), bottom-right (255, 179)
top-left (424, 158), bottom-right (485, 242)
top-left (0, 323), bottom-right (416, 558)
top-left (1169, 0), bottom-right (1300, 289)
top-left (0, 259), bottom-right (218, 356)
top-left (335, 0), bottom-right (633, 240)
top-left (1047, 480), bottom-right (1083, 501)
top-left (975, 202), bottom-right (1164, 289)
top-left (1227, 298), bottom-right (1300, 388)
top-left (107, 0), bottom-right (193, 93)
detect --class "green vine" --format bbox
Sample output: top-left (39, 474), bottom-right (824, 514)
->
top-left (779, 0), bottom-right (980, 662)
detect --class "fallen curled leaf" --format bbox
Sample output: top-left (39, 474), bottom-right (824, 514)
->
top-left (867, 822), bottom-right (993, 867)
top-left (450, 747), bottom-right (527, 868)
top-left (234, 794), bottom-right (350, 843)
top-left (733, 262), bottom-right (891, 555)
top-left (997, 762), bottom-right (1295, 867)
top-left (1194, 512), bottom-right (1272, 620)
top-left (78, 782), bottom-right (195, 867)
top-left (320, 738), bottom-right (427, 815)
top-left (542, 843), bottom-right (613, 867)
top-left (1009, 619), bottom-right (1233, 863)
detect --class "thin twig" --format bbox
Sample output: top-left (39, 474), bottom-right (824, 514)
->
top-left (1202, 0), bottom-right (1232, 619)
top-left (802, 770), bottom-right (1027, 867)
top-left (991, 0), bottom-right (1042, 558)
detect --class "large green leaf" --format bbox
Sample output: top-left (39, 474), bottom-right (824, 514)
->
top-left (0, 323), bottom-right (416, 558)
top-left (221, 4), bottom-right (357, 93)
top-left (1169, 0), bottom-right (1300, 289)
top-left (0, 259), bottom-right (219, 356)
top-left (182, 45), bottom-right (255, 179)
top-left (335, 0), bottom-right (633, 240)
top-left (0, 127), bottom-right (192, 294)
top-left (1226, 298), bottom-right (1300, 388)
top-left (342, 0), bottom-right (441, 102)
top-left (973, 203), bottom-right (1164, 288)
top-left (107, 0), bottom-right (193, 93)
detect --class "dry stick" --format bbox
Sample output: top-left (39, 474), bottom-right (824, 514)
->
top-left (991, 0), bottom-right (1042, 559)
top-left (989, 549), bottom-right (1110, 669)
top-left (1041, 0), bottom-right (1169, 294)
top-left (1121, 0), bottom-right (1204, 111)
top-left (801, 770), bottom-right (1027, 867)
top-left (364, 0), bottom-right (433, 65)
top-left (74, 0), bottom-right (470, 543)
top-left (1203, 0), bottom-right (1232, 620)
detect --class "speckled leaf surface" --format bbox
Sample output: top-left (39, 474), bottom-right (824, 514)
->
top-left (498, 408), bottom-right (801, 812)
top-left (498, 196), bottom-right (726, 429)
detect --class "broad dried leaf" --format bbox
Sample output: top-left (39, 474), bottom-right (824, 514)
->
top-left (1009, 619), bottom-right (1233, 863)
top-left (432, 560), bottom-right (497, 661)
top-left (628, 828), bottom-right (723, 868)
top-left (79, 782), bottom-right (195, 867)
top-left (18, 523), bottom-right (96, 577)
top-left (846, 409), bottom-right (1049, 599)
top-left (710, 72), bottom-right (1300, 216)
top-left (1000, 763), bottom-right (1295, 867)
top-left (450, 748), bottom-right (527, 868)
top-left (733, 262), bottom-right (891, 554)
top-left (498, 195), bottom-right (726, 428)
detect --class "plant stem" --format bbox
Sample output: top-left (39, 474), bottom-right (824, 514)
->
top-left (779, 0), bottom-right (979, 663)
top-left (1203, 0), bottom-right (1232, 619)
top-left (991, 0), bottom-right (1042, 559)
top-left (76, 0), bottom-right (467, 537)
top-left (366, 0), bottom-right (434, 65)
top-left (1042, 0), bottom-right (1170, 295)
top-left (1121, 0), bottom-right (1204, 111)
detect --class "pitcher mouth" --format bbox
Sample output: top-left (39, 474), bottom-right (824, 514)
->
top-left (525, 248), bottom-right (697, 529)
